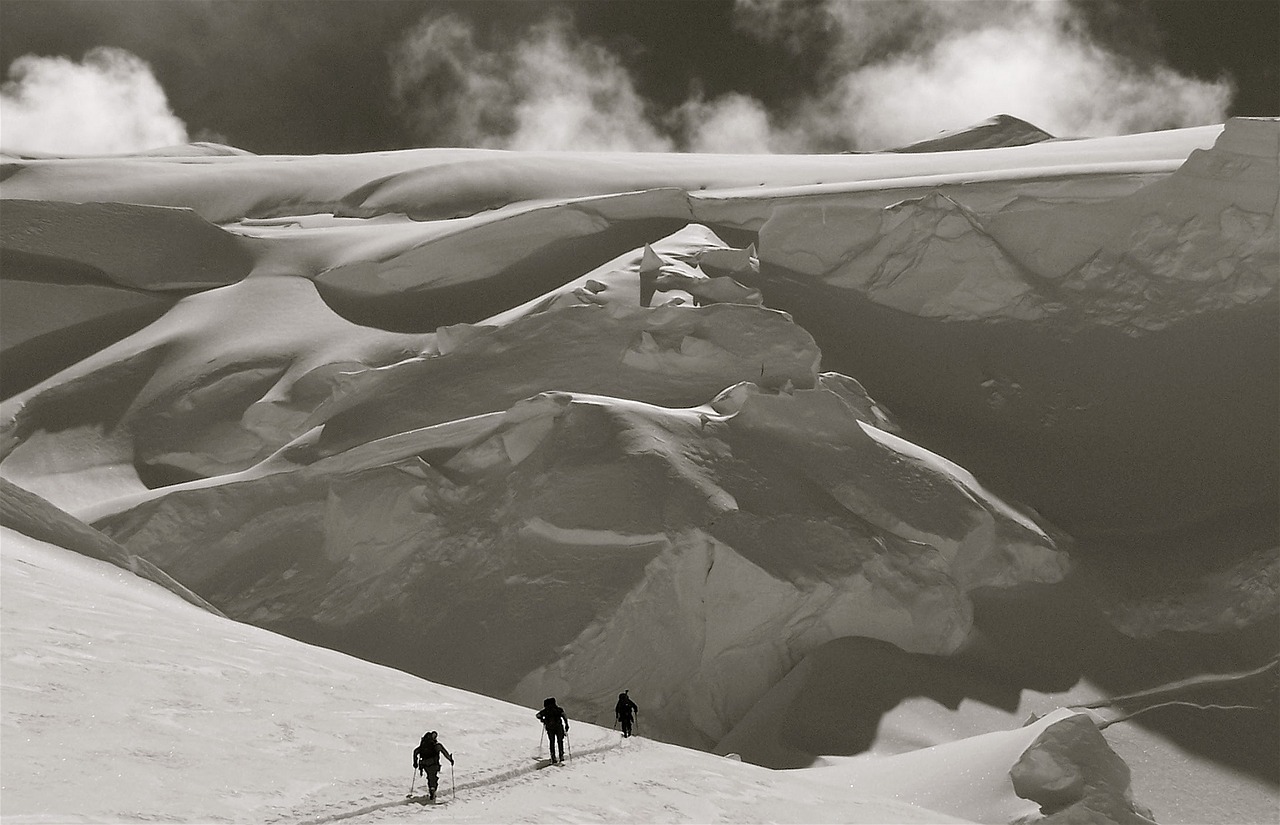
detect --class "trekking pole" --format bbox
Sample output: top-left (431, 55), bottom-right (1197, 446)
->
top-left (408, 766), bottom-right (417, 797)
top-left (450, 762), bottom-right (456, 801)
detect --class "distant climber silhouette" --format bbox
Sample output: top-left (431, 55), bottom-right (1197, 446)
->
top-left (615, 690), bottom-right (638, 737)
top-left (536, 697), bottom-right (570, 763)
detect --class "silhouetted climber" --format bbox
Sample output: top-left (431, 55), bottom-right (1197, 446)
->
top-left (615, 690), bottom-right (638, 737)
top-left (536, 697), bottom-right (570, 763)
top-left (412, 730), bottom-right (454, 800)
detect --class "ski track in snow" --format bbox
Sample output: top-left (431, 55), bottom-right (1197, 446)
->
top-left (292, 732), bottom-right (627, 824)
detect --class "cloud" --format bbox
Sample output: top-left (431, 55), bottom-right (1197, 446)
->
top-left (389, 1), bottom-right (1232, 154)
top-left (735, 0), bottom-right (1233, 150)
top-left (674, 92), bottom-right (783, 154)
top-left (1, 47), bottom-right (189, 155)
top-left (391, 13), bottom-right (671, 152)
top-left (823, 22), bottom-right (1232, 147)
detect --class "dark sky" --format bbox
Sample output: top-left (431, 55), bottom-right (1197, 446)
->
top-left (1, 0), bottom-right (1276, 154)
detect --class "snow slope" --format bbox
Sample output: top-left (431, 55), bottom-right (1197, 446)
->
top-left (3, 525), bottom-right (990, 824)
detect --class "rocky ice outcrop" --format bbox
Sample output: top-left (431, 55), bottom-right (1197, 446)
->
top-left (1010, 713), bottom-right (1156, 824)
top-left (92, 375), bottom-right (1065, 748)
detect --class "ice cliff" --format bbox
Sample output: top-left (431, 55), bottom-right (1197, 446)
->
top-left (87, 337), bottom-right (1065, 746)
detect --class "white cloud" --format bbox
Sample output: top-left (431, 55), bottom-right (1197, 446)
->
top-left (504, 19), bottom-right (672, 152)
top-left (0, 47), bottom-right (189, 155)
top-left (392, 14), bottom-right (671, 152)
top-left (675, 93), bottom-right (780, 154)
top-left (389, 1), bottom-right (1232, 154)
top-left (737, 0), bottom-right (1232, 150)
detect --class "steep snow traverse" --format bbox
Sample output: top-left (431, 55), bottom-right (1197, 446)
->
top-left (2, 116), bottom-right (1276, 824)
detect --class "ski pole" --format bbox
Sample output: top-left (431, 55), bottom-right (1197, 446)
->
top-left (408, 766), bottom-right (417, 796)
top-left (450, 762), bottom-right (455, 800)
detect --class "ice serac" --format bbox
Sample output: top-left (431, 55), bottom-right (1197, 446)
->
top-left (93, 376), bottom-right (1064, 749)
top-left (757, 117), bottom-right (1279, 537)
top-left (485, 223), bottom-right (757, 324)
top-left (0, 231), bottom-right (803, 513)
top-left (986, 116), bottom-right (1279, 333)
top-left (311, 188), bottom-right (693, 330)
top-left (764, 192), bottom-right (1046, 322)
top-left (312, 302), bottom-right (821, 454)
top-left (763, 118), bottom-right (1277, 328)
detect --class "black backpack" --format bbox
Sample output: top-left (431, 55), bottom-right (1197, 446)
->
top-left (540, 706), bottom-right (566, 732)
top-left (418, 734), bottom-right (440, 765)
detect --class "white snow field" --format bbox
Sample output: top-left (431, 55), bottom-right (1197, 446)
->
top-left (4, 525), bottom-right (999, 824)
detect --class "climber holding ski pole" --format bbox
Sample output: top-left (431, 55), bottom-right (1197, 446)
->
top-left (536, 698), bottom-right (570, 764)
top-left (412, 730), bottom-right (455, 801)
top-left (615, 690), bottom-right (638, 738)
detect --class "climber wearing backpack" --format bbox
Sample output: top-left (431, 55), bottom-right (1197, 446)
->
top-left (536, 697), bottom-right (570, 764)
top-left (412, 730), bottom-right (454, 800)
top-left (615, 690), bottom-right (638, 737)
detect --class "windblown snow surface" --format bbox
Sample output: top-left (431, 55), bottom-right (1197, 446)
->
top-left (2, 116), bottom-right (1277, 823)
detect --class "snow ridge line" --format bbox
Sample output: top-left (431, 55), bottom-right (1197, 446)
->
top-left (295, 736), bottom-right (626, 825)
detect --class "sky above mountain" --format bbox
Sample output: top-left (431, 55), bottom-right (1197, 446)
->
top-left (0, 0), bottom-right (1277, 155)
